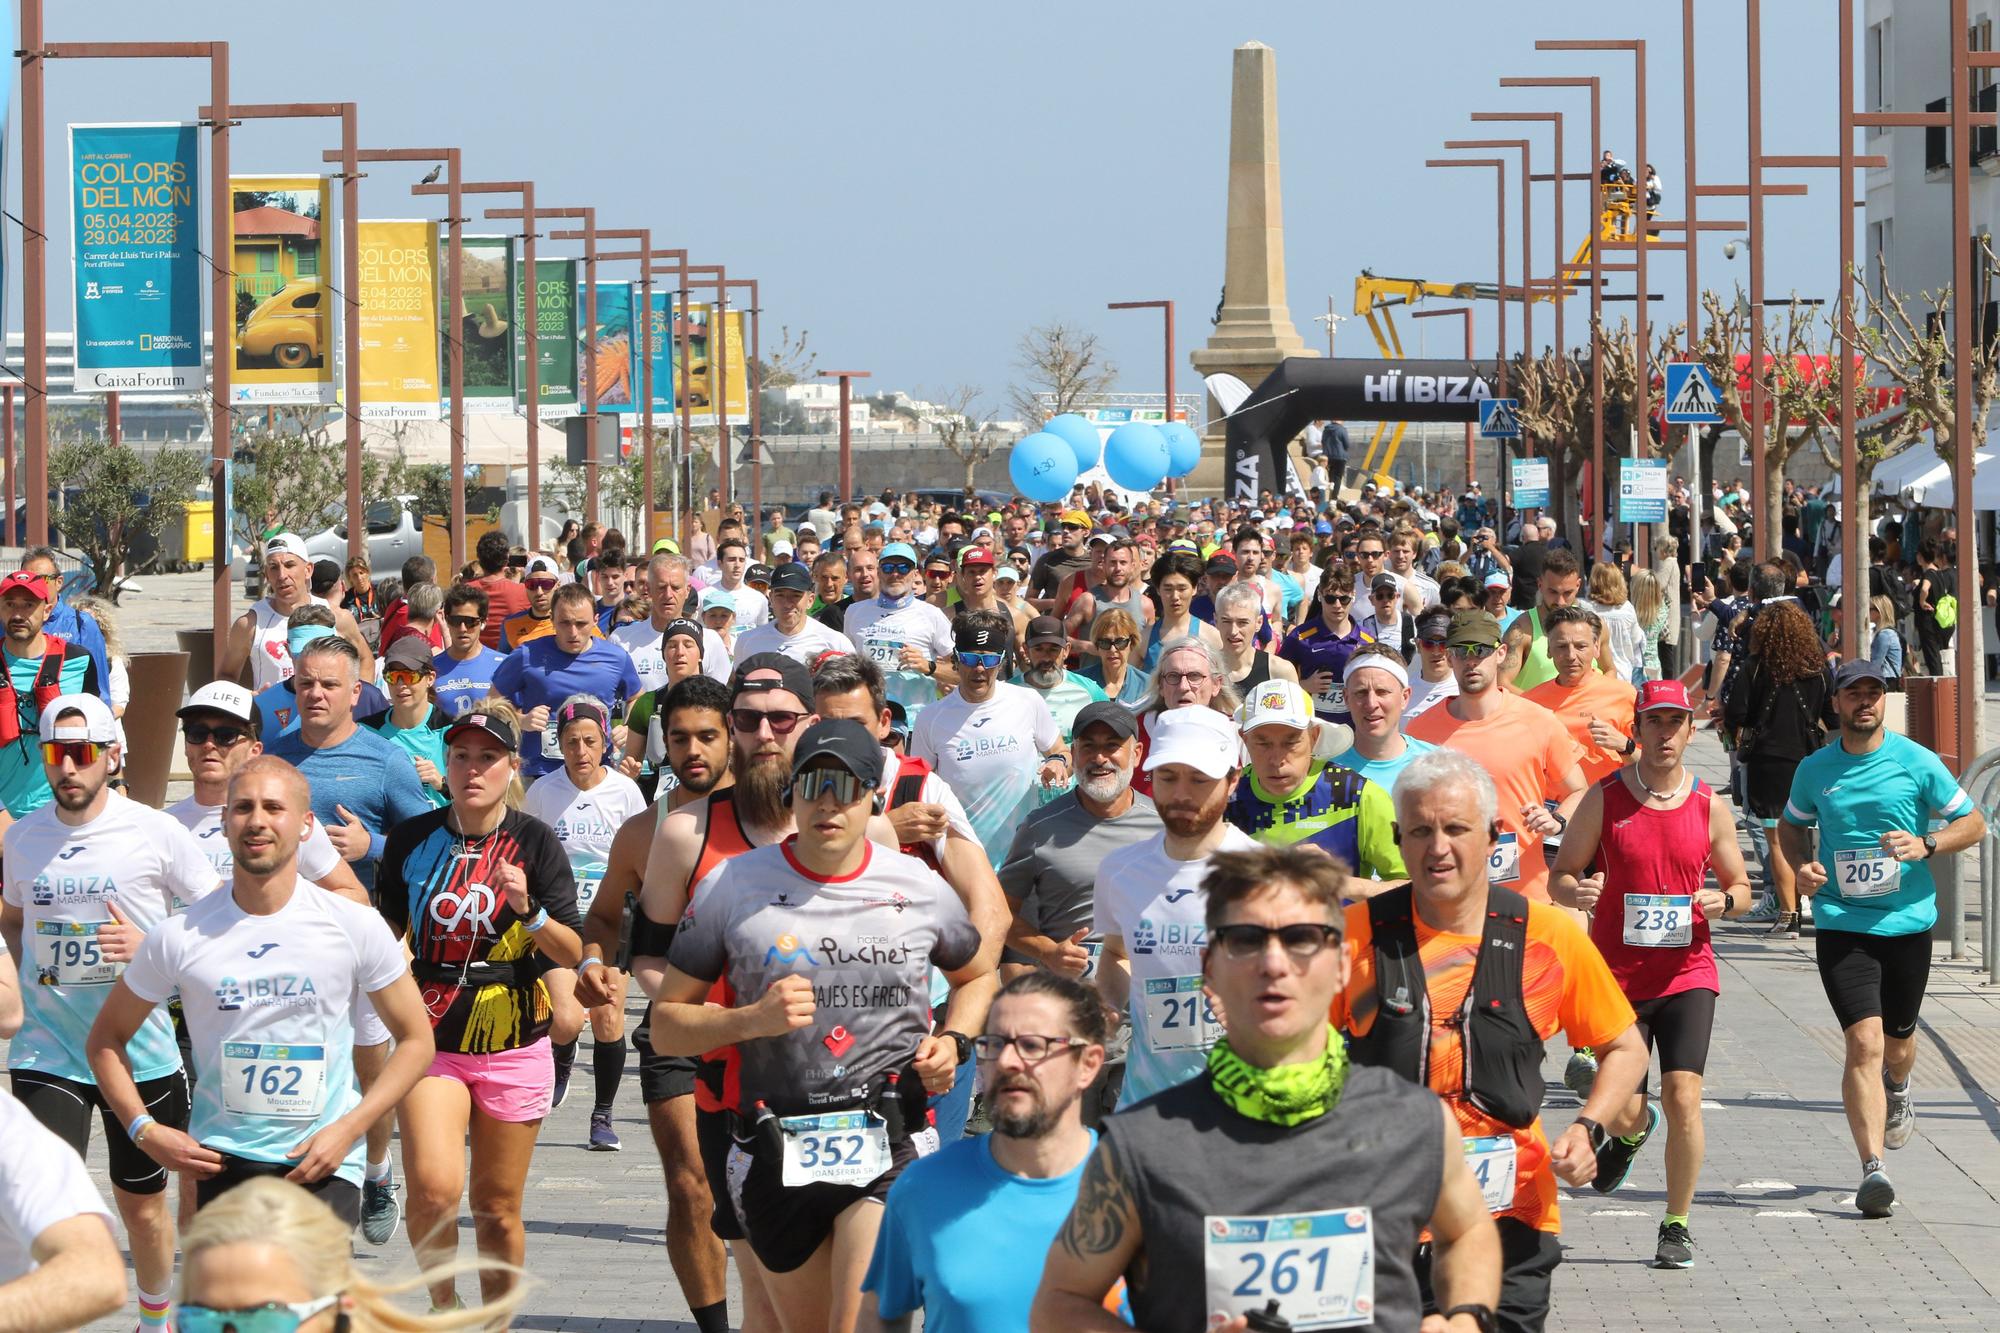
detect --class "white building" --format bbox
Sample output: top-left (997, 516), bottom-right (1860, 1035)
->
top-left (779, 382), bottom-right (872, 432)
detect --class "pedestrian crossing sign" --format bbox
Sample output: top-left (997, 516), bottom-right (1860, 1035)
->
top-left (1478, 397), bottom-right (1521, 439)
top-left (1664, 362), bottom-right (1725, 423)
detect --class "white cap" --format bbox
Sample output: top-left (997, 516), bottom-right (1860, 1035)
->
top-left (178, 681), bottom-right (255, 725)
top-left (797, 522), bottom-right (817, 537)
top-left (1235, 679), bottom-right (1315, 733)
top-left (771, 540), bottom-right (795, 558)
top-left (994, 563), bottom-right (1022, 583)
top-left (38, 692), bottom-right (116, 744)
top-left (263, 533), bottom-right (309, 563)
top-left (1142, 706), bottom-right (1242, 779)
top-left (526, 554), bottom-right (560, 577)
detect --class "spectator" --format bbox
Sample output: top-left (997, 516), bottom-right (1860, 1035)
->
top-left (343, 555), bottom-right (381, 619)
top-left (70, 595), bottom-right (129, 754)
top-left (1868, 594), bottom-right (1905, 684)
top-left (387, 581), bottom-right (445, 651)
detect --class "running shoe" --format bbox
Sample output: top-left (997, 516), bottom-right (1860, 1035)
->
top-left (1652, 1220), bottom-right (1695, 1269)
top-left (1740, 897), bottom-right (1780, 924)
top-left (1563, 1048), bottom-right (1599, 1101)
top-left (550, 1060), bottom-right (573, 1111)
top-left (1591, 1100), bottom-right (1661, 1194)
top-left (1857, 1158), bottom-right (1896, 1217)
top-left (1883, 1072), bottom-right (1916, 1150)
top-left (588, 1109), bottom-right (622, 1152)
top-left (360, 1173), bottom-right (401, 1246)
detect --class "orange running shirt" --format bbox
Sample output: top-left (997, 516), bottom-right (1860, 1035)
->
top-left (1331, 897), bottom-right (1636, 1234)
top-left (1406, 691), bottom-right (1583, 901)
top-left (1525, 670), bottom-right (1636, 786)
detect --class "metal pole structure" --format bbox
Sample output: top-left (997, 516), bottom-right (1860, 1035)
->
top-left (1424, 160), bottom-right (1508, 400)
top-left (19, 0), bottom-right (45, 546)
top-left (727, 279), bottom-right (762, 542)
top-left (1446, 140), bottom-right (1532, 363)
top-left (1840, 0), bottom-right (1863, 659)
top-left (1413, 308), bottom-right (1475, 492)
top-left (464, 188), bottom-right (545, 552)
top-left (105, 394), bottom-right (119, 447)
top-left (539, 209), bottom-right (599, 523)
top-left (1747, 3), bottom-right (1772, 559)
top-left (2, 384), bottom-right (13, 546)
top-left (592, 232), bottom-right (678, 548)
top-left (628, 253), bottom-right (696, 546)
top-left (1470, 110), bottom-right (1569, 373)
top-left (1108, 300), bottom-right (1176, 494)
top-left (820, 372), bottom-right (871, 502)
top-left (682, 266), bottom-right (730, 519)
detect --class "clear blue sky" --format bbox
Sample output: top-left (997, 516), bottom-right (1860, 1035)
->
top-left (12, 1), bottom-right (1859, 416)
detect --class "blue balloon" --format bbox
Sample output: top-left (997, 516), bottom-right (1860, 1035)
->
top-left (1160, 422), bottom-right (1202, 478)
top-left (1103, 422), bottom-right (1170, 493)
top-left (1008, 432), bottom-right (1079, 503)
top-left (1042, 413), bottom-right (1102, 472)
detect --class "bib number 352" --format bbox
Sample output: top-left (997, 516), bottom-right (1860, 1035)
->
top-left (779, 1111), bottom-right (892, 1188)
top-left (1203, 1208), bottom-right (1375, 1330)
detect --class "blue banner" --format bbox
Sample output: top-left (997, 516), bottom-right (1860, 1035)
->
top-left (646, 289), bottom-right (676, 413)
top-left (591, 280), bottom-right (635, 414)
top-left (1619, 457), bottom-right (1670, 524)
top-left (70, 122), bottom-right (203, 393)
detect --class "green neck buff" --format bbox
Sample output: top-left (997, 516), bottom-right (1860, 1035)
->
top-left (1207, 1026), bottom-right (1350, 1127)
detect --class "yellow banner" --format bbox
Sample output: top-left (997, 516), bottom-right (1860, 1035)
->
top-left (676, 302), bottom-right (749, 426)
top-left (229, 175), bottom-right (335, 403)
top-left (356, 219), bottom-right (441, 420)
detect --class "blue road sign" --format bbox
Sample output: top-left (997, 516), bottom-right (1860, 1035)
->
top-left (1478, 397), bottom-right (1521, 438)
top-left (1663, 362), bottom-right (1725, 424)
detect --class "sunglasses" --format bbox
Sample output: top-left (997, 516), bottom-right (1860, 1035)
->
top-left (1210, 922), bottom-right (1342, 961)
top-left (1061, 522), bottom-right (1089, 531)
top-left (1323, 593), bottom-right (1354, 604)
top-left (1448, 643), bottom-right (1500, 659)
top-left (972, 1033), bottom-right (1089, 1062)
top-left (177, 1296), bottom-right (340, 1333)
top-left (879, 560), bottom-right (915, 575)
top-left (525, 578), bottom-right (558, 592)
top-left (182, 722), bottom-right (249, 747)
top-left (925, 567), bottom-right (953, 579)
top-left (384, 669), bottom-right (431, 689)
top-left (1418, 636), bottom-right (1449, 649)
top-left (791, 768), bottom-right (870, 805)
top-left (444, 614), bottom-right (482, 629)
top-left (730, 707), bottom-right (809, 734)
top-left (39, 739), bottom-right (104, 767)
top-left (1095, 637), bottom-right (1135, 651)
top-left (956, 650), bottom-right (1004, 669)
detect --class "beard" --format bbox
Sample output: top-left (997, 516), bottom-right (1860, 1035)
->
top-left (53, 773), bottom-right (102, 812)
top-left (1077, 762), bottom-right (1132, 804)
top-left (675, 758), bottom-right (723, 797)
top-left (1022, 663), bottom-right (1064, 690)
top-left (732, 746), bottom-right (790, 829)
top-left (988, 1078), bottom-right (1068, 1140)
top-left (1159, 783), bottom-right (1228, 840)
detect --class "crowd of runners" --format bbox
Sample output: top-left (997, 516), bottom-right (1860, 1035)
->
top-left (0, 468), bottom-right (1978, 1333)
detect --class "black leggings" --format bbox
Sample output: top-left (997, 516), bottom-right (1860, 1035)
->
top-left (11, 1068), bottom-right (190, 1195)
top-left (1816, 929), bottom-right (1932, 1038)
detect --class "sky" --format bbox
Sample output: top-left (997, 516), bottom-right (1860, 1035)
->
top-left (12, 1), bottom-right (1861, 419)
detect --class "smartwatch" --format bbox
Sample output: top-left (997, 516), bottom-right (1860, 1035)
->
top-left (944, 1030), bottom-right (973, 1066)
top-left (1922, 833), bottom-right (1938, 859)
top-left (1443, 1304), bottom-right (1499, 1333)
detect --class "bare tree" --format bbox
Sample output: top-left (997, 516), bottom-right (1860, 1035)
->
top-left (1008, 321), bottom-right (1117, 426)
top-left (753, 325), bottom-right (817, 391)
top-left (920, 385), bottom-right (996, 494)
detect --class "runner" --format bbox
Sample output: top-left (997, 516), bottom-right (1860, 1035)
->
top-left (1278, 573), bottom-right (1370, 728)
top-left (0, 1086), bottom-right (124, 1332)
top-left (359, 636), bottom-right (452, 809)
top-left (1034, 844), bottom-right (1502, 1333)
top-left (713, 538), bottom-right (769, 634)
top-left (1213, 583), bottom-right (1297, 699)
top-left (1523, 606), bottom-right (1638, 787)
top-left (1226, 678), bottom-right (1405, 891)
top-left (862, 972), bottom-right (1108, 1332)
top-left (1095, 706), bottom-right (1257, 1108)
top-left (1013, 614), bottom-right (1109, 741)
top-left (1, 694), bottom-right (220, 1333)
top-left (1779, 658), bottom-right (1985, 1217)
top-left (499, 555), bottom-right (564, 650)
top-left (433, 585), bottom-right (507, 718)
top-left (1129, 637), bottom-right (1240, 797)
top-left (1327, 643), bottom-right (1441, 793)
top-left (222, 533), bottom-right (373, 692)
top-left (732, 563), bottom-right (856, 665)
top-left (86, 755), bottom-right (434, 1227)
top-left (1550, 680), bottom-right (1752, 1268)
top-left (488, 584), bottom-right (643, 783)
top-left (1336, 748), bottom-right (1647, 1332)
top-left (842, 541), bottom-right (956, 727)
top-left (1406, 611), bottom-right (1586, 904)
top-left (653, 718), bottom-right (991, 1333)
top-left (376, 704), bottom-right (583, 1310)
top-left (1499, 549), bottom-right (1609, 692)
top-left (621, 617), bottom-right (711, 800)
top-left (0, 570), bottom-right (100, 823)
top-left (521, 695), bottom-right (648, 1143)
top-left (251, 607), bottom-right (391, 741)
top-left (614, 553), bottom-right (733, 688)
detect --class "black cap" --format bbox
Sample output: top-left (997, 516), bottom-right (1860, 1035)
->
top-left (1025, 615), bottom-right (1066, 648)
top-left (789, 717), bottom-right (885, 787)
top-left (746, 562), bottom-right (775, 587)
top-left (729, 651), bottom-right (813, 707)
top-left (1204, 553), bottom-right (1238, 577)
top-left (1833, 658), bottom-right (1888, 691)
top-left (382, 635), bottom-right (436, 673)
top-left (768, 563), bottom-right (813, 595)
top-left (953, 617), bottom-right (1010, 654)
top-left (1073, 700), bottom-right (1138, 741)
top-left (445, 709), bottom-right (520, 752)
top-left (1370, 574), bottom-right (1400, 597)
top-left (661, 617), bottom-right (703, 646)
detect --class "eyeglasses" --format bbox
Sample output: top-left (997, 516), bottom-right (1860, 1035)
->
top-left (730, 707), bottom-right (809, 734)
top-left (384, 669), bottom-right (431, 689)
top-left (791, 768), bottom-right (870, 804)
top-left (444, 614), bottom-right (482, 630)
top-left (177, 1295), bottom-right (340, 1333)
top-left (1158, 670), bottom-right (1214, 687)
top-left (972, 1033), bottom-right (1090, 1062)
top-left (1210, 922), bottom-right (1342, 961)
top-left (182, 722), bottom-right (249, 747)
top-left (956, 650), bottom-right (1004, 669)
top-left (525, 578), bottom-right (558, 593)
top-left (39, 740), bottom-right (103, 767)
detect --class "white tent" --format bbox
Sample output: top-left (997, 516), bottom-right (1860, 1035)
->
top-left (1898, 450), bottom-right (2000, 508)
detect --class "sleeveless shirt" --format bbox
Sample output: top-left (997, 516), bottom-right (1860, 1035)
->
top-left (1588, 773), bottom-right (1720, 999)
top-left (685, 787), bottom-right (757, 1114)
top-left (247, 594), bottom-right (331, 692)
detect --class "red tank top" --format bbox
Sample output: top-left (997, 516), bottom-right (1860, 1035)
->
top-left (1587, 773), bottom-right (1720, 1000)
top-left (686, 788), bottom-right (755, 1113)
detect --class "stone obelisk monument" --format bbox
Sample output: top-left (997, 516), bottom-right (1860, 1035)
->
top-left (1190, 41), bottom-right (1316, 493)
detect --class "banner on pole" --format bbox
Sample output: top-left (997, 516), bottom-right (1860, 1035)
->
top-left (445, 234), bottom-right (515, 414)
top-left (516, 258), bottom-right (578, 418)
top-left (1510, 458), bottom-right (1549, 509)
top-left (1619, 457), bottom-right (1670, 524)
top-left (669, 300), bottom-right (748, 426)
top-left (228, 175), bottom-right (335, 404)
top-left (590, 280), bottom-right (635, 413)
top-left (70, 122), bottom-right (203, 393)
top-left (646, 290), bottom-right (675, 415)
top-left (355, 219), bottom-right (442, 420)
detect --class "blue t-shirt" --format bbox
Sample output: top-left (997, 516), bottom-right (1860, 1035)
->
top-left (1327, 735), bottom-right (1439, 799)
top-left (264, 725), bottom-right (436, 889)
top-left (490, 638), bottom-right (643, 778)
top-left (253, 680), bottom-right (387, 740)
top-left (433, 645), bottom-right (506, 719)
top-left (0, 642), bottom-right (98, 818)
top-left (1782, 731), bottom-right (1973, 936)
top-left (863, 1131), bottom-right (1095, 1333)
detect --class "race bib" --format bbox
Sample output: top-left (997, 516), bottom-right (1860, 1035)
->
top-left (1486, 834), bottom-right (1520, 885)
top-left (1463, 1135), bottom-right (1519, 1213)
top-left (778, 1110), bottom-right (892, 1188)
top-left (573, 859), bottom-right (608, 914)
top-left (862, 633), bottom-right (906, 672)
top-left (1314, 683), bottom-right (1346, 715)
top-left (33, 920), bottom-right (120, 987)
top-left (1833, 848), bottom-right (1902, 899)
top-left (1080, 938), bottom-right (1102, 984)
top-left (1622, 893), bottom-right (1695, 949)
top-left (1143, 974), bottom-right (1221, 1053)
top-left (1203, 1208), bottom-right (1376, 1330)
top-left (220, 1042), bottom-right (328, 1119)
top-left (541, 718), bottom-right (561, 757)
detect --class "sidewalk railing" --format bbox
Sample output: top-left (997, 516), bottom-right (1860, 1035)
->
top-left (1959, 744), bottom-right (2000, 984)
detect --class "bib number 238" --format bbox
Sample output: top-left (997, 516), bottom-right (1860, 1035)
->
top-left (1203, 1208), bottom-right (1375, 1330)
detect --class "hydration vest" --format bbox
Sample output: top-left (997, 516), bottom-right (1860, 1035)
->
top-left (0, 637), bottom-right (70, 746)
top-left (1347, 884), bottom-right (1546, 1129)
top-left (886, 754), bottom-right (942, 870)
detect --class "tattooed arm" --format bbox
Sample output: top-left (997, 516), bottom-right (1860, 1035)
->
top-left (1030, 1133), bottom-right (1144, 1332)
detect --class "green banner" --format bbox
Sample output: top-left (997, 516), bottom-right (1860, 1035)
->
top-left (515, 256), bottom-right (577, 417)
top-left (445, 234), bottom-right (516, 413)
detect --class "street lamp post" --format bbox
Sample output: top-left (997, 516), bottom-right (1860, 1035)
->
top-left (594, 233), bottom-right (690, 550)
top-left (1443, 139), bottom-right (1533, 364)
top-left (1469, 110), bottom-right (1573, 374)
top-left (727, 280), bottom-right (764, 539)
top-left (539, 209), bottom-right (600, 524)
top-left (469, 189), bottom-right (556, 550)
top-left (1423, 159), bottom-right (1509, 401)
top-left (1411, 307), bottom-right (1477, 497)
top-left (682, 266), bottom-right (731, 526)
top-left (819, 371), bottom-right (871, 502)
top-left (638, 255), bottom-right (697, 545)
top-left (1107, 300), bottom-right (1177, 494)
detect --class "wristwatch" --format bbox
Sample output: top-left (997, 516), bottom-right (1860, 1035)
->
top-left (1623, 736), bottom-right (1637, 756)
top-left (1922, 833), bottom-right (1938, 859)
top-left (943, 1030), bottom-right (973, 1066)
top-left (1443, 1305), bottom-right (1498, 1333)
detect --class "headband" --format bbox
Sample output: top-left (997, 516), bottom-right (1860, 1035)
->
top-left (1342, 653), bottom-right (1410, 689)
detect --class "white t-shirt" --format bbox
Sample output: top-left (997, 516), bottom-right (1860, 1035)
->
top-left (1404, 671), bottom-right (1460, 727)
top-left (721, 582), bottom-right (770, 635)
top-left (4, 793), bottom-right (221, 1083)
top-left (166, 795), bottom-right (347, 884)
top-left (910, 683), bottom-right (1059, 869)
top-left (731, 617), bottom-right (856, 667)
top-left (122, 884), bottom-right (406, 1184)
top-left (875, 746), bottom-right (976, 862)
top-left (1093, 825), bottom-right (1259, 1107)
top-left (521, 767), bottom-right (648, 916)
top-left (0, 1088), bottom-right (114, 1281)
top-left (610, 619), bottom-right (732, 690)
top-left (843, 597), bottom-right (956, 722)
